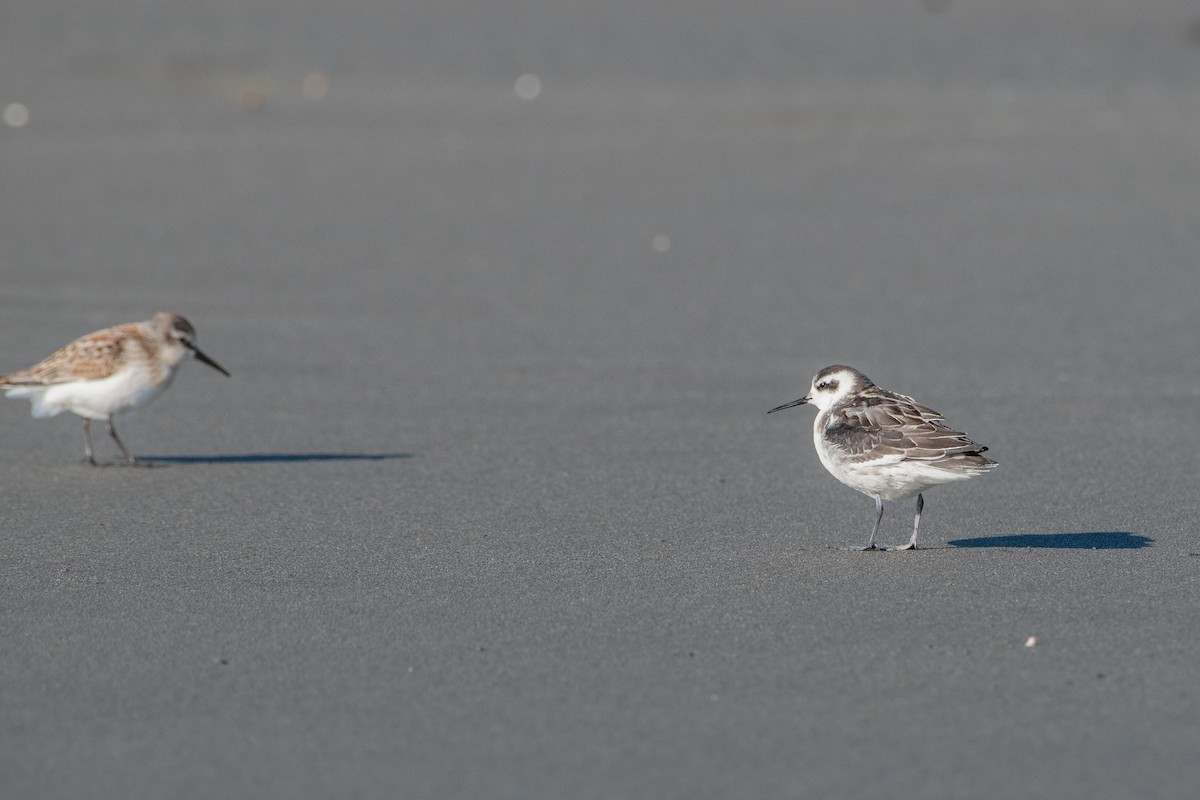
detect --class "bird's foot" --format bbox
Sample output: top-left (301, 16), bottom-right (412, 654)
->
top-left (851, 543), bottom-right (882, 551)
top-left (82, 456), bottom-right (162, 468)
top-left (887, 542), bottom-right (918, 551)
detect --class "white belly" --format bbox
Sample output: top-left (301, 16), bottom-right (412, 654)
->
top-left (811, 415), bottom-right (973, 501)
top-left (5, 367), bottom-right (170, 420)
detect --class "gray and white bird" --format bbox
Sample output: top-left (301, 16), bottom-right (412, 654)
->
top-left (768, 365), bottom-right (996, 551)
top-left (0, 312), bottom-right (229, 465)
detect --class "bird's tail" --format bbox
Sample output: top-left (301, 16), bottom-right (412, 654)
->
top-left (0, 381), bottom-right (60, 417)
top-left (949, 451), bottom-right (998, 473)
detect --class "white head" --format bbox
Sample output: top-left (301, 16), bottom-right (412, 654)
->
top-left (767, 365), bottom-right (873, 414)
top-left (151, 312), bottom-right (230, 376)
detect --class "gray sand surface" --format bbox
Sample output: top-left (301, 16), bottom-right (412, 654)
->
top-left (2, 2), bottom-right (1200, 798)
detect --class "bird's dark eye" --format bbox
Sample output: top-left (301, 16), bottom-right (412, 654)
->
top-left (817, 381), bottom-right (828, 390)
top-left (820, 380), bottom-right (838, 391)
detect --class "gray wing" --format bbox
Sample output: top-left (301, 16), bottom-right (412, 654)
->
top-left (824, 390), bottom-right (994, 466)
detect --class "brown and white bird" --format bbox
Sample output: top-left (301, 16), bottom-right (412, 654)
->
top-left (768, 365), bottom-right (996, 551)
top-left (0, 312), bottom-right (229, 465)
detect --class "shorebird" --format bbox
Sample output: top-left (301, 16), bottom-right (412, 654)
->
top-left (0, 312), bottom-right (229, 465)
top-left (768, 365), bottom-right (995, 550)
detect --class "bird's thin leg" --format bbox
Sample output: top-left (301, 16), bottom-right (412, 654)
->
top-left (853, 496), bottom-right (884, 551)
top-left (82, 418), bottom-right (97, 466)
top-left (106, 415), bottom-right (137, 466)
top-left (890, 493), bottom-right (923, 551)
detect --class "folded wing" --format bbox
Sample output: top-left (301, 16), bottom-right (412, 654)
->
top-left (824, 389), bottom-right (995, 469)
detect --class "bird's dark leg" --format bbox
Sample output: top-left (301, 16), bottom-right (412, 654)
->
top-left (890, 493), bottom-right (923, 551)
top-left (82, 418), bottom-right (98, 465)
top-left (853, 495), bottom-right (884, 551)
top-left (106, 415), bottom-right (137, 466)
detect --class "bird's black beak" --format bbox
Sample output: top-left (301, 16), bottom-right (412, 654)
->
top-left (189, 344), bottom-right (230, 377)
top-left (767, 396), bottom-right (808, 414)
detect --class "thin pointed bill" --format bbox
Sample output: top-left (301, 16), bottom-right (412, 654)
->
top-left (767, 396), bottom-right (808, 414)
top-left (189, 344), bottom-right (230, 376)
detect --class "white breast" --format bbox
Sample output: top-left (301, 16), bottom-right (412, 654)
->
top-left (811, 409), bottom-right (950, 501)
top-left (22, 365), bottom-right (171, 420)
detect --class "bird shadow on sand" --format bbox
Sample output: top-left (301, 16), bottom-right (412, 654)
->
top-left (137, 452), bottom-right (412, 465)
top-left (947, 531), bottom-right (1151, 549)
